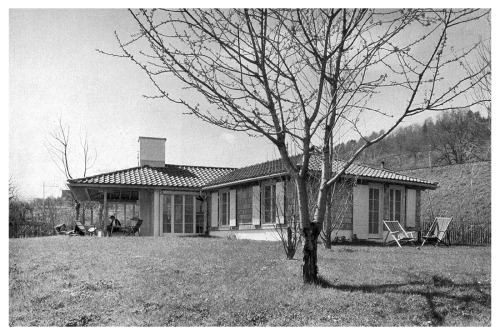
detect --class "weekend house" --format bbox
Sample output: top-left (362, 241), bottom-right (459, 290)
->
top-left (67, 136), bottom-right (438, 241)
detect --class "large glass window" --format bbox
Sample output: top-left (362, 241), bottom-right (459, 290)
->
top-left (163, 195), bottom-right (171, 233)
top-left (174, 195), bottom-right (184, 233)
top-left (369, 188), bottom-right (380, 234)
top-left (184, 195), bottom-right (194, 233)
top-left (196, 197), bottom-right (204, 233)
top-left (163, 194), bottom-right (198, 234)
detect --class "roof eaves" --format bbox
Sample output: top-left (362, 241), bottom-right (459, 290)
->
top-left (354, 175), bottom-right (438, 189)
top-left (202, 171), bottom-right (289, 190)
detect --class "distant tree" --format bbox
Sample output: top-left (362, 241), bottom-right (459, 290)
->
top-left (465, 39), bottom-right (491, 124)
top-left (9, 177), bottom-right (31, 238)
top-left (111, 8), bottom-right (489, 283)
top-left (430, 109), bottom-right (490, 164)
top-left (45, 117), bottom-right (97, 222)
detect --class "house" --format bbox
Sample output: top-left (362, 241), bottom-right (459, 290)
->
top-left (67, 136), bottom-right (438, 241)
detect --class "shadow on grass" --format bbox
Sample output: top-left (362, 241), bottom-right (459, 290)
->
top-left (177, 234), bottom-right (221, 239)
top-left (316, 275), bottom-right (490, 326)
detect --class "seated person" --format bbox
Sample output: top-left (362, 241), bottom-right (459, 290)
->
top-left (107, 215), bottom-right (121, 237)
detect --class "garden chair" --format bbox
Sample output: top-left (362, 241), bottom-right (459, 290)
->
top-left (74, 221), bottom-right (86, 236)
top-left (127, 219), bottom-right (143, 236)
top-left (383, 220), bottom-right (416, 247)
top-left (54, 223), bottom-right (67, 235)
top-left (420, 217), bottom-right (453, 247)
top-left (87, 226), bottom-right (97, 236)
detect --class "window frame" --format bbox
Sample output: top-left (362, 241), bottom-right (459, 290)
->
top-left (368, 187), bottom-right (380, 235)
top-left (261, 181), bottom-right (277, 225)
top-left (389, 187), bottom-right (404, 222)
top-left (161, 192), bottom-right (197, 234)
top-left (219, 189), bottom-right (230, 226)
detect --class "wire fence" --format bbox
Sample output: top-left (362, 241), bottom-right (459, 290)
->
top-left (421, 220), bottom-right (491, 246)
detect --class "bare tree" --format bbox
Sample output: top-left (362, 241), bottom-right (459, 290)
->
top-left (45, 117), bottom-right (97, 222)
top-left (106, 9), bottom-right (489, 283)
top-left (465, 38), bottom-right (491, 121)
top-left (320, 175), bottom-right (356, 249)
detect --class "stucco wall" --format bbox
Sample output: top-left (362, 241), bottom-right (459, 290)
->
top-left (139, 190), bottom-right (153, 236)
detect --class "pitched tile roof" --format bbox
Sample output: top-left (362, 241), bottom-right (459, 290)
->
top-left (204, 154), bottom-right (438, 189)
top-left (68, 164), bottom-right (236, 189)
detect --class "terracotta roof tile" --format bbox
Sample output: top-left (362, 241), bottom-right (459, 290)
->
top-left (68, 164), bottom-right (236, 189)
top-left (204, 154), bottom-right (437, 188)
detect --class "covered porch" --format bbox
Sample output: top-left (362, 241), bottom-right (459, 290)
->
top-left (68, 184), bottom-right (144, 236)
top-left (68, 183), bottom-right (208, 237)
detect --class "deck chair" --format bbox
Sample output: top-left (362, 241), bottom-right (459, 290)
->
top-left (420, 217), bottom-right (453, 247)
top-left (54, 223), bottom-right (67, 235)
top-left (87, 226), bottom-right (97, 236)
top-left (127, 219), bottom-right (143, 236)
top-left (74, 221), bottom-right (86, 236)
top-left (383, 220), bottom-right (416, 247)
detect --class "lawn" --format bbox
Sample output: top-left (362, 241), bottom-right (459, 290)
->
top-left (9, 235), bottom-right (490, 326)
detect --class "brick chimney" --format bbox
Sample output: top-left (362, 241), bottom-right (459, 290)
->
top-left (138, 137), bottom-right (166, 167)
top-left (380, 161), bottom-right (385, 170)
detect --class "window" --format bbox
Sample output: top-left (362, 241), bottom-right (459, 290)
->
top-left (174, 195), bottom-right (184, 233)
top-left (184, 195), bottom-right (194, 233)
top-left (196, 197), bottom-right (204, 233)
top-left (368, 188), bottom-right (380, 234)
top-left (219, 191), bottom-right (230, 226)
top-left (163, 194), bottom-right (196, 234)
top-left (263, 183), bottom-right (277, 224)
top-left (163, 195), bottom-right (171, 233)
top-left (389, 189), bottom-right (402, 222)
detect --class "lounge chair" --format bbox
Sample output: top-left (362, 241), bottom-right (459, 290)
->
top-left (127, 219), bottom-right (143, 236)
top-left (54, 223), bottom-right (67, 235)
top-left (420, 217), bottom-right (453, 247)
top-left (383, 220), bottom-right (416, 247)
top-left (74, 221), bottom-right (86, 236)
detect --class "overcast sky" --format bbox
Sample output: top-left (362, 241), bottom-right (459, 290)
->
top-left (8, 8), bottom-right (491, 199)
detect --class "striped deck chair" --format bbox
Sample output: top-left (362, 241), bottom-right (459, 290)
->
top-left (420, 217), bottom-right (453, 247)
top-left (74, 221), bottom-right (86, 236)
top-left (383, 220), bottom-right (416, 247)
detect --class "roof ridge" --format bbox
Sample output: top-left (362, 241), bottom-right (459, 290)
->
top-left (161, 163), bottom-right (236, 170)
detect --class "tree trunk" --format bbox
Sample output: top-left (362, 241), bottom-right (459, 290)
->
top-left (323, 234), bottom-right (332, 249)
top-left (74, 201), bottom-right (81, 221)
top-left (286, 226), bottom-right (296, 260)
top-left (302, 221), bottom-right (322, 283)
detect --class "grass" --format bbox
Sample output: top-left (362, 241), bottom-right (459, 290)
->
top-left (9, 235), bottom-right (490, 326)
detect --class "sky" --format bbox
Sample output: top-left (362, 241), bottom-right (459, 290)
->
top-left (7, 7), bottom-right (492, 200)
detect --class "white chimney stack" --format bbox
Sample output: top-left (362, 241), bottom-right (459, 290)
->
top-left (138, 137), bottom-right (166, 167)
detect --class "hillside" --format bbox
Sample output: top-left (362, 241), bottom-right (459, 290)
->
top-left (402, 161), bottom-right (491, 227)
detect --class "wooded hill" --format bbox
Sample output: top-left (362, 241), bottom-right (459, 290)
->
top-left (334, 109), bottom-right (491, 171)
top-left (404, 161), bottom-right (490, 228)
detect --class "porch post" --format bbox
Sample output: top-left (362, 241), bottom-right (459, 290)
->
top-left (123, 203), bottom-right (127, 226)
top-left (82, 202), bottom-right (85, 225)
top-left (103, 189), bottom-right (108, 236)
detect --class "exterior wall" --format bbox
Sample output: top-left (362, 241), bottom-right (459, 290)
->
top-left (415, 189), bottom-right (422, 229)
top-left (206, 177), bottom-right (425, 243)
top-left (139, 190), bottom-right (154, 236)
